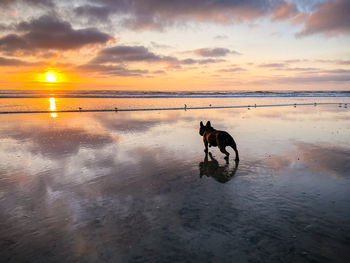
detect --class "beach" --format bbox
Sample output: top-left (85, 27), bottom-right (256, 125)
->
top-left (1, 0), bottom-right (350, 261)
top-left (0, 98), bottom-right (349, 262)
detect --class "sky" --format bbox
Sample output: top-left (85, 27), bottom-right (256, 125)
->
top-left (0, 0), bottom-right (349, 91)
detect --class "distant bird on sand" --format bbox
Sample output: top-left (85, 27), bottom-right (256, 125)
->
top-left (78, 107), bottom-right (82, 111)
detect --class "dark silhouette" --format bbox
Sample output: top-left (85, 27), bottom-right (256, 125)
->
top-left (199, 152), bottom-right (239, 183)
top-left (199, 121), bottom-right (239, 161)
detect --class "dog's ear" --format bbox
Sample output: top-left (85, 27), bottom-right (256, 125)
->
top-left (200, 121), bottom-right (204, 127)
top-left (206, 121), bottom-right (211, 127)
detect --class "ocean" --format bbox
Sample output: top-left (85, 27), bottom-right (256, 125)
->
top-left (0, 90), bottom-right (349, 113)
top-left (1, 89), bottom-right (350, 98)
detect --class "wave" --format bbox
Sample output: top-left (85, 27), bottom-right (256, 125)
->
top-left (1, 90), bottom-right (350, 98)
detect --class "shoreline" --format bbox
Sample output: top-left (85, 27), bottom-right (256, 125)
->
top-left (0, 102), bottom-right (347, 115)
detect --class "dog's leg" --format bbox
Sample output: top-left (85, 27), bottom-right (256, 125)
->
top-left (219, 146), bottom-right (230, 159)
top-left (203, 139), bottom-right (208, 153)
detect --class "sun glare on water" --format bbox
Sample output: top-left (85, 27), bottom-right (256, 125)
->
top-left (50, 97), bottom-right (57, 118)
top-left (45, 72), bottom-right (58, 82)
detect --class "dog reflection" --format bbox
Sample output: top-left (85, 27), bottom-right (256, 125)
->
top-left (199, 152), bottom-right (239, 183)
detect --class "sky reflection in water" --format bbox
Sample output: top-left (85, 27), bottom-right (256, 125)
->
top-left (0, 103), bottom-right (349, 263)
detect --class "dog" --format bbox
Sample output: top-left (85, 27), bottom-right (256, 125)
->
top-left (199, 121), bottom-right (239, 161)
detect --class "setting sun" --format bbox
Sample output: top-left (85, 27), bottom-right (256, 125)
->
top-left (45, 72), bottom-right (57, 82)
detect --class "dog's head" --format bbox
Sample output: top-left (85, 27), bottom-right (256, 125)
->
top-left (199, 121), bottom-right (214, 136)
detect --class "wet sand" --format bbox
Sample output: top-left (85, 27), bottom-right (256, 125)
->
top-left (0, 104), bottom-right (349, 262)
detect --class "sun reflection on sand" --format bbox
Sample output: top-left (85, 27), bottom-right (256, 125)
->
top-left (49, 97), bottom-right (57, 118)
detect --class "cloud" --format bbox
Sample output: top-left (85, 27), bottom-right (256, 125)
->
top-left (152, 70), bottom-right (166, 74)
top-left (150, 41), bottom-right (173, 49)
top-left (271, 1), bottom-right (298, 20)
top-left (83, 45), bottom-right (226, 76)
top-left (217, 67), bottom-right (246, 73)
top-left (75, 0), bottom-right (284, 30)
top-left (180, 58), bottom-right (225, 65)
top-left (0, 23), bottom-right (10, 31)
top-left (25, 0), bottom-right (55, 7)
top-left (192, 47), bottom-right (240, 57)
top-left (214, 35), bottom-right (229, 40)
top-left (248, 67), bottom-right (350, 86)
top-left (315, 59), bottom-right (350, 65)
top-left (77, 64), bottom-right (149, 77)
top-left (297, 0), bottom-right (350, 36)
top-left (91, 45), bottom-right (171, 64)
top-left (336, 60), bottom-right (350, 65)
top-left (259, 61), bottom-right (350, 74)
top-left (0, 15), bottom-right (113, 54)
top-left (259, 63), bottom-right (286, 68)
top-left (259, 62), bottom-right (319, 72)
top-left (74, 4), bottom-right (113, 22)
top-left (2, 0), bottom-right (349, 41)
top-left (276, 73), bottom-right (350, 83)
top-left (282, 67), bottom-right (319, 72)
top-left (0, 56), bottom-right (37, 66)
top-left (321, 69), bottom-right (350, 74)
top-left (70, 0), bottom-right (350, 38)
top-left (93, 45), bottom-right (227, 65)
top-left (0, 35), bottom-right (29, 53)
top-left (0, 0), bottom-right (54, 7)
top-left (283, 59), bottom-right (309, 63)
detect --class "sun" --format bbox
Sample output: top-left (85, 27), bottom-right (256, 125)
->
top-left (45, 72), bottom-right (57, 82)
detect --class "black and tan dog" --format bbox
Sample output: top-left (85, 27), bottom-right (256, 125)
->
top-left (199, 121), bottom-right (239, 161)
